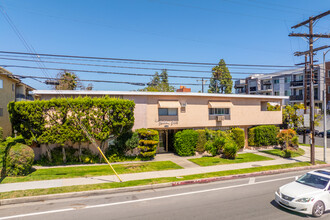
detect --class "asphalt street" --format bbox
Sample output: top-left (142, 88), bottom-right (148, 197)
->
top-left (1, 170), bottom-right (329, 220)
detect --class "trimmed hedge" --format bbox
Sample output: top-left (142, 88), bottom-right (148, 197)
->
top-left (174, 130), bottom-right (199, 156)
top-left (136, 128), bottom-right (159, 159)
top-left (248, 125), bottom-right (279, 147)
top-left (229, 127), bottom-right (245, 150)
top-left (8, 96), bottom-right (135, 151)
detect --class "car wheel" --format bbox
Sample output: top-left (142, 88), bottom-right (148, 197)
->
top-left (312, 201), bottom-right (325, 217)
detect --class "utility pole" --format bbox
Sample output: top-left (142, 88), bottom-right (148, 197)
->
top-left (289, 10), bottom-right (330, 165)
top-left (197, 78), bottom-right (209, 93)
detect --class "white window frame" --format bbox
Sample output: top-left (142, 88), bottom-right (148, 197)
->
top-left (158, 108), bottom-right (178, 116)
top-left (0, 79), bottom-right (3, 89)
top-left (209, 108), bottom-right (230, 116)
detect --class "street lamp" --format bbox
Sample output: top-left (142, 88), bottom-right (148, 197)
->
top-left (323, 50), bottom-right (330, 162)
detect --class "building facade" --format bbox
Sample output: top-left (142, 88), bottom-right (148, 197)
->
top-left (234, 63), bottom-right (329, 109)
top-left (33, 90), bottom-right (286, 152)
top-left (0, 67), bottom-right (34, 137)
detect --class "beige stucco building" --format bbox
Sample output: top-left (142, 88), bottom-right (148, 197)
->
top-left (0, 67), bottom-right (34, 138)
top-left (33, 90), bottom-right (287, 152)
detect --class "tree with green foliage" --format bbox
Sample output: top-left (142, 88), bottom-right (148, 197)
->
top-left (282, 104), bottom-right (322, 129)
top-left (208, 59), bottom-right (232, 94)
top-left (140, 70), bottom-right (175, 92)
top-left (55, 71), bottom-right (84, 90)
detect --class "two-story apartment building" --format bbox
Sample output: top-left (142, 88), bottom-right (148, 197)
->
top-left (32, 90), bottom-right (287, 152)
top-left (0, 67), bottom-right (34, 137)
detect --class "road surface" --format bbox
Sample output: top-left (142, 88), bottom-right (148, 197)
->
top-left (1, 170), bottom-right (328, 220)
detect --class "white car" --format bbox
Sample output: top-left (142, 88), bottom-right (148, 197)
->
top-left (275, 169), bottom-right (330, 217)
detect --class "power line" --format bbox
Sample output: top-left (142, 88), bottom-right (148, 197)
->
top-left (0, 56), bottom-right (287, 73)
top-left (0, 64), bottom-right (264, 79)
top-left (0, 51), bottom-right (298, 68)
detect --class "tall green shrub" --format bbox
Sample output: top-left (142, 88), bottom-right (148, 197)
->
top-left (223, 141), bottom-right (238, 159)
top-left (229, 127), bottom-right (245, 150)
top-left (174, 130), bottom-right (198, 156)
top-left (248, 125), bottom-right (279, 147)
top-left (136, 129), bottom-right (159, 159)
top-left (196, 130), bottom-right (207, 153)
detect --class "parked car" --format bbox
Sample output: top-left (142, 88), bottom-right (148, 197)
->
top-left (319, 130), bottom-right (330, 138)
top-left (296, 128), bottom-right (310, 135)
top-left (275, 169), bottom-right (330, 217)
top-left (315, 130), bottom-right (320, 136)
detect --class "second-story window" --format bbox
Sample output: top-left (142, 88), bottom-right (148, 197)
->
top-left (209, 108), bottom-right (230, 115)
top-left (158, 108), bottom-right (178, 116)
top-left (273, 79), bottom-right (279, 84)
top-left (12, 83), bottom-right (15, 91)
top-left (0, 79), bottom-right (3, 89)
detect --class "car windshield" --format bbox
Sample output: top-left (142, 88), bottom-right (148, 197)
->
top-left (296, 173), bottom-right (330, 189)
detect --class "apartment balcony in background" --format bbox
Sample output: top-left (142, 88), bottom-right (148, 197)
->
top-left (290, 80), bottom-right (303, 87)
top-left (289, 95), bottom-right (303, 101)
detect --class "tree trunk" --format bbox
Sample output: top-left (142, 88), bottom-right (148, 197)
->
top-left (46, 144), bottom-right (52, 163)
top-left (78, 143), bottom-right (82, 163)
top-left (99, 141), bottom-right (105, 163)
top-left (62, 146), bottom-right (67, 164)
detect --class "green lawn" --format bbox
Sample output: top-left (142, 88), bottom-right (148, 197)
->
top-left (0, 161), bottom-right (182, 184)
top-left (261, 148), bottom-right (305, 158)
top-left (188, 153), bottom-right (273, 166)
top-left (0, 161), bottom-right (324, 200)
top-left (299, 143), bottom-right (324, 148)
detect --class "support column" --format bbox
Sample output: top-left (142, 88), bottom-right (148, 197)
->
top-left (165, 130), bottom-right (168, 152)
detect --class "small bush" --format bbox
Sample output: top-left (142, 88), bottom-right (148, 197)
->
top-left (174, 130), bottom-right (198, 156)
top-left (136, 128), bottom-right (159, 159)
top-left (6, 143), bottom-right (34, 176)
top-left (205, 140), bottom-right (218, 156)
top-left (248, 125), bottom-right (279, 147)
top-left (283, 149), bottom-right (293, 158)
top-left (223, 141), bottom-right (238, 159)
top-left (277, 129), bottom-right (298, 149)
top-left (196, 130), bottom-right (207, 153)
top-left (229, 128), bottom-right (245, 150)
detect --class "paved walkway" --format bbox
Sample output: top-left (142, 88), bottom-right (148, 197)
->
top-left (0, 146), bottom-right (329, 193)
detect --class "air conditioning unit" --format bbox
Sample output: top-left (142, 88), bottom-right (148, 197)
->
top-left (181, 102), bottom-right (187, 107)
top-left (216, 116), bottom-right (225, 122)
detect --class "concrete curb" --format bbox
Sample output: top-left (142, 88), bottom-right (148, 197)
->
top-left (1, 163), bottom-right (330, 206)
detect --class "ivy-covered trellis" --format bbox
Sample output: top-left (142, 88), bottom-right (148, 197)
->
top-left (8, 96), bottom-right (135, 162)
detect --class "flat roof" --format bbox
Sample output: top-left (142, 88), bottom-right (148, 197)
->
top-left (32, 90), bottom-right (288, 100)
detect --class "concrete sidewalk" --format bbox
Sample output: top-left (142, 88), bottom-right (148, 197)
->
top-left (0, 145), bottom-right (328, 193)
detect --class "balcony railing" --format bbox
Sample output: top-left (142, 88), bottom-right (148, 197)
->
top-left (15, 94), bottom-right (34, 101)
top-left (290, 80), bottom-right (303, 87)
top-left (289, 95), bottom-right (303, 101)
top-left (262, 81), bottom-right (272, 85)
top-left (249, 87), bottom-right (257, 92)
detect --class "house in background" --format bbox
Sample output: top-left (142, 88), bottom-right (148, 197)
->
top-left (33, 90), bottom-right (287, 153)
top-left (0, 67), bottom-right (34, 137)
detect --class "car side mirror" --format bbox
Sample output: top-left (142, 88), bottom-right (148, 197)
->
top-left (295, 176), bottom-right (299, 180)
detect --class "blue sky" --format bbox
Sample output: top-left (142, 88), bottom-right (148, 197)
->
top-left (0, 0), bottom-right (329, 92)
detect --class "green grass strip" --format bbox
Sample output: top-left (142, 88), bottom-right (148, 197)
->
top-left (0, 161), bottom-right (323, 200)
top-left (188, 153), bottom-right (273, 166)
top-left (299, 143), bottom-right (324, 148)
top-left (261, 148), bottom-right (305, 158)
top-left (0, 161), bottom-right (182, 184)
